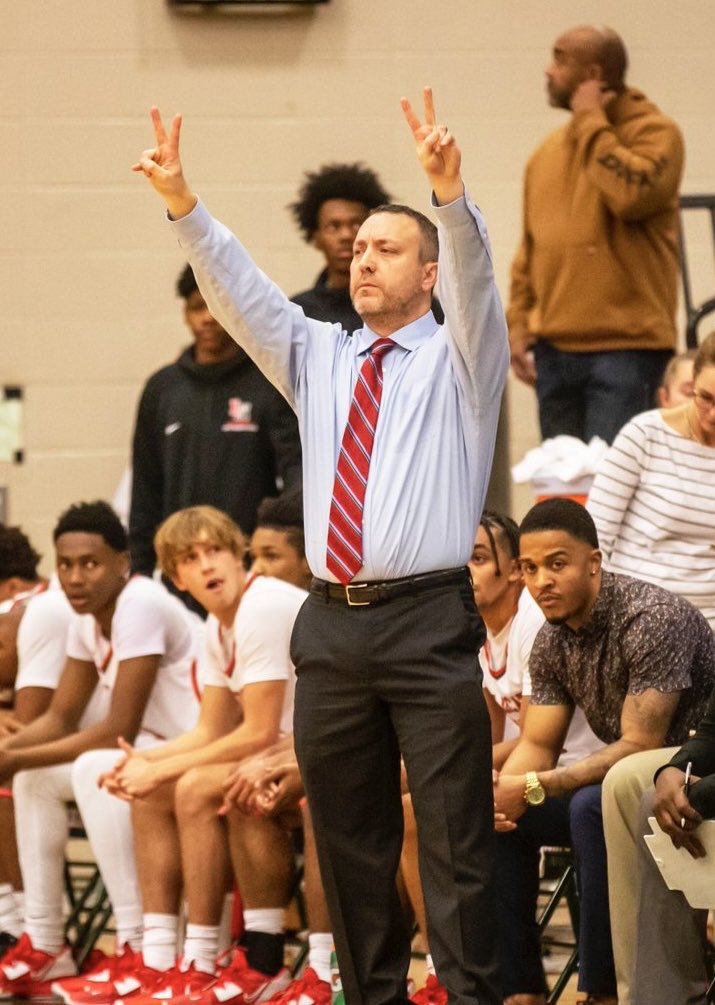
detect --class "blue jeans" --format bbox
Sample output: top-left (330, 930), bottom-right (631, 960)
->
top-left (495, 784), bottom-right (616, 998)
top-left (533, 342), bottom-right (672, 444)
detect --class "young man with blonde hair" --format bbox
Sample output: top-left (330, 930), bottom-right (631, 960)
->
top-left (81, 505), bottom-right (306, 1005)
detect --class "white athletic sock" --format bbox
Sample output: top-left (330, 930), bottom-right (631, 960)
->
top-left (115, 921), bottom-right (143, 954)
top-left (182, 923), bottom-right (218, 975)
top-left (142, 914), bottom-right (179, 972)
top-left (242, 908), bottom-right (285, 935)
top-left (0, 884), bottom-right (24, 938)
top-left (425, 953), bottom-right (436, 977)
top-left (308, 933), bottom-right (333, 982)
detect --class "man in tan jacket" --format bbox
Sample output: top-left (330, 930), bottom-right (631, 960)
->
top-left (508, 25), bottom-right (684, 444)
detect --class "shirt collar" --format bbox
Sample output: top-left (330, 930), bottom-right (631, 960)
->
top-left (573, 571), bottom-right (615, 638)
top-left (355, 310), bottom-right (439, 356)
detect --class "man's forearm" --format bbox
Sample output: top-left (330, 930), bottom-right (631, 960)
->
top-left (501, 737), bottom-right (558, 777)
top-left (3, 709), bottom-right (71, 752)
top-left (148, 724), bottom-right (281, 787)
top-left (540, 738), bottom-right (646, 797)
top-left (1, 720), bottom-right (125, 777)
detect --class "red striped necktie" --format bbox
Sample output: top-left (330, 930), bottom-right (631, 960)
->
top-left (326, 338), bottom-right (396, 584)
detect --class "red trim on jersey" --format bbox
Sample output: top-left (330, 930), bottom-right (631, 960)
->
top-left (190, 660), bottom-right (202, 703)
top-left (217, 572), bottom-right (261, 679)
top-left (97, 645), bottom-right (113, 676)
top-left (8, 580), bottom-right (49, 612)
top-left (483, 639), bottom-right (507, 680)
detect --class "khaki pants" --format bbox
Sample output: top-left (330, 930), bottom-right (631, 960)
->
top-left (601, 748), bottom-right (676, 1005)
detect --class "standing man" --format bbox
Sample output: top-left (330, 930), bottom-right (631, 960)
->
top-left (508, 25), bottom-right (684, 444)
top-left (134, 87), bottom-right (508, 1005)
top-left (129, 264), bottom-right (302, 592)
top-left (289, 163), bottom-right (392, 332)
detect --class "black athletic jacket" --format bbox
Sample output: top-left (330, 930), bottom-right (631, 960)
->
top-left (129, 346), bottom-right (302, 576)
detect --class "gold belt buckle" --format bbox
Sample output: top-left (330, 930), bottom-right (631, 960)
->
top-left (345, 583), bottom-right (371, 607)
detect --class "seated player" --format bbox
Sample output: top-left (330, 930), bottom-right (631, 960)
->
top-left (0, 524), bottom-right (57, 956)
top-left (91, 505), bottom-right (307, 1005)
top-left (0, 502), bottom-right (200, 998)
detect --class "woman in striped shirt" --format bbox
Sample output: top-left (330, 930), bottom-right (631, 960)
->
top-left (588, 332), bottom-right (715, 630)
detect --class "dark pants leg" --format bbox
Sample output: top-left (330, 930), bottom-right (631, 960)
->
top-left (533, 342), bottom-right (672, 444)
top-left (533, 341), bottom-right (589, 442)
top-left (585, 348), bottom-right (672, 442)
top-left (292, 582), bottom-right (500, 1005)
top-left (568, 784), bottom-right (616, 996)
top-left (495, 796), bottom-right (572, 997)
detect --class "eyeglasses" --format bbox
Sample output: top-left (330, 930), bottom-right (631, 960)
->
top-left (693, 388), bottom-right (715, 412)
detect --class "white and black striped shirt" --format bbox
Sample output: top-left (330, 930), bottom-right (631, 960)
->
top-left (587, 409), bottom-right (715, 631)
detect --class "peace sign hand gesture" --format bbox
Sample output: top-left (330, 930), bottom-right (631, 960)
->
top-left (400, 87), bottom-right (464, 205)
top-left (133, 106), bottom-right (198, 219)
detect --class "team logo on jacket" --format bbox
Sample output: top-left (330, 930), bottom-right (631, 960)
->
top-left (221, 398), bottom-right (259, 432)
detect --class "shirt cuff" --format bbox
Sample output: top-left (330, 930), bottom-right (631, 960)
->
top-left (167, 198), bottom-right (213, 244)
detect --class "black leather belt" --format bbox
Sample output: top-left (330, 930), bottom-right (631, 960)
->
top-left (310, 567), bottom-right (469, 607)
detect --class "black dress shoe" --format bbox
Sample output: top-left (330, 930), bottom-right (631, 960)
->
top-left (0, 931), bottom-right (18, 959)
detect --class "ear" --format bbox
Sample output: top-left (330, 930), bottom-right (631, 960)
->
top-left (506, 558), bottom-right (522, 585)
top-left (119, 551), bottom-right (131, 580)
top-left (3, 577), bottom-right (23, 599)
top-left (170, 572), bottom-right (189, 593)
top-left (421, 261), bottom-right (438, 293)
top-left (589, 549), bottom-right (603, 576)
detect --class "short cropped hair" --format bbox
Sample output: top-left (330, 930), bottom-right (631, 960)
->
top-left (479, 511), bottom-right (520, 576)
top-left (255, 490), bottom-right (305, 558)
top-left (370, 204), bottom-right (439, 264)
top-left (519, 498), bottom-right (599, 550)
top-left (0, 525), bottom-right (41, 582)
top-left (694, 331), bottom-right (715, 379)
top-left (53, 501), bottom-right (127, 552)
top-left (154, 506), bottom-right (247, 581)
top-left (176, 264), bottom-right (199, 301)
top-left (289, 163), bottom-right (392, 242)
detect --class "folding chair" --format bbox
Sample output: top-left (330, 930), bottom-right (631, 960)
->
top-left (64, 805), bottom-right (113, 969)
top-left (538, 848), bottom-right (579, 1005)
top-left (679, 194), bottom-right (715, 348)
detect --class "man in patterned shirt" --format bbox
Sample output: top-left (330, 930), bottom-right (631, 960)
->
top-left (493, 497), bottom-right (714, 1005)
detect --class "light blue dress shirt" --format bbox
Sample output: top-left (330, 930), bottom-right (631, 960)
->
top-left (171, 193), bottom-right (509, 582)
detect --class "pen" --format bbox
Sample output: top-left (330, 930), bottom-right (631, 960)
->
top-left (680, 760), bottom-right (693, 829)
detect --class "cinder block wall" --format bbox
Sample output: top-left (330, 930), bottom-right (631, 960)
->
top-left (2, 0), bottom-right (714, 570)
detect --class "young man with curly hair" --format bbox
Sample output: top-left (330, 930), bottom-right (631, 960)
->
top-left (289, 162), bottom-right (391, 332)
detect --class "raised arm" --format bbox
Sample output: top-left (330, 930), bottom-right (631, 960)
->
top-left (401, 88), bottom-right (509, 419)
top-left (570, 82), bottom-right (684, 221)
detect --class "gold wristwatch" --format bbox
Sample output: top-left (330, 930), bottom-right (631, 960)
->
top-left (524, 771), bottom-right (546, 806)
